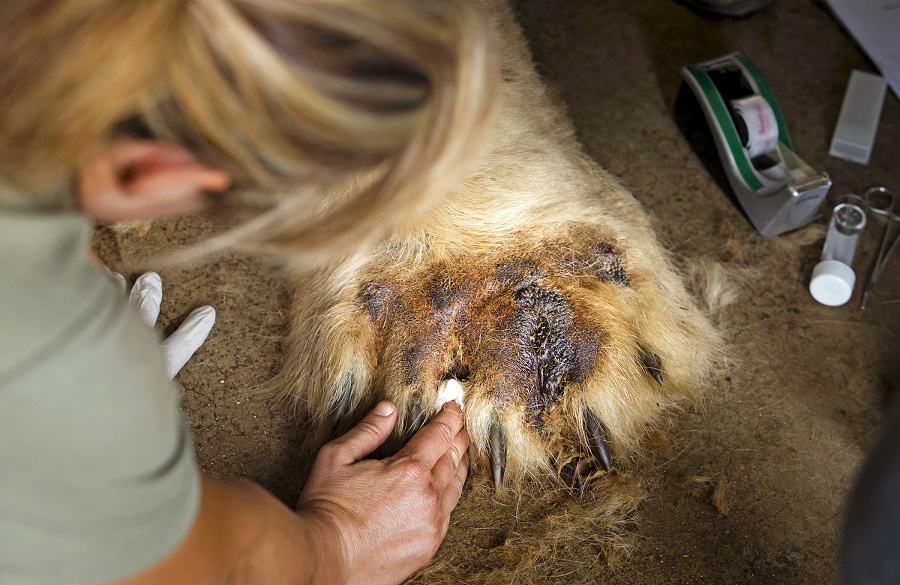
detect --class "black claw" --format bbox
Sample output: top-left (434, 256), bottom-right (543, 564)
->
top-left (585, 410), bottom-right (613, 472)
top-left (406, 400), bottom-right (428, 439)
top-left (329, 373), bottom-right (354, 429)
top-left (490, 414), bottom-right (507, 491)
top-left (640, 346), bottom-right (664, 386)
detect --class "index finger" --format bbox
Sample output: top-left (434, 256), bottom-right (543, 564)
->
top-left (396, 401), bottom-right (465, 468)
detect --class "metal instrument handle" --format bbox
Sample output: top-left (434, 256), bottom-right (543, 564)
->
top-left (863, 186), bottom-right (897, 219)
top-left (861, 186), bottom-right (900, 309)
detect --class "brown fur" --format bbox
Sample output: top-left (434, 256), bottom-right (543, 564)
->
top-left (275, 0), bottom-right (722, 490)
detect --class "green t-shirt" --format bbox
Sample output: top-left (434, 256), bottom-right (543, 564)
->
top-left (0, 208), bottom-right (200, 585)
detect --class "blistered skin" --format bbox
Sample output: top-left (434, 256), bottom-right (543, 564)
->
top-left (359, 237), bottom-right (626, 430)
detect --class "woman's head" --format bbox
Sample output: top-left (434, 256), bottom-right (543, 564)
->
top-left (0, 0), bottom-right (497, 259)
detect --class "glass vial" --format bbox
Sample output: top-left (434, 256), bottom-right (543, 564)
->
top-left (810, 195), bottom-right (867, 306)
top-left (821, 199), bottom-right (866, 264)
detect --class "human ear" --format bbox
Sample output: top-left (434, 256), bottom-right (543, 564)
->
top-left (78, 139), bottom-right (232, 221)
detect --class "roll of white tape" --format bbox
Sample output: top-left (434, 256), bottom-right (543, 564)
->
top-left (731, 95), bottom-right (779, 158)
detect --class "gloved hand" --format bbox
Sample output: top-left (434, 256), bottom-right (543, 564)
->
top-left (109, 271), bottom-right (216, 379)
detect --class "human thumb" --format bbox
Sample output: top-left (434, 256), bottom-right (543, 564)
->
top-left (334, 401), bottom-right (397, 464)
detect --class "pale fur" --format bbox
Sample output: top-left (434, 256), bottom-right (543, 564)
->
top-left (276, 0), bottom-right (723, 488)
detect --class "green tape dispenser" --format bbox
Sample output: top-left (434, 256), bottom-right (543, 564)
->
top-left (680, 52), bottom-right (831, 236)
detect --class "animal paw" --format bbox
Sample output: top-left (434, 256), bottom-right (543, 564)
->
top-left (281, 223), bottom-right (718, 491)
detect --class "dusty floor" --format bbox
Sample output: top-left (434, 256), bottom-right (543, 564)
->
top-left (95, 0), bottom-right (900, 583)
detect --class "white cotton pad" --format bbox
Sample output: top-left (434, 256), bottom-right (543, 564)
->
top-left (437, 378), bottom-right (464, 408)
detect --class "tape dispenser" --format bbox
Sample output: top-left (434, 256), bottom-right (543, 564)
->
top-left (679, 52), bottom-right (831, 236)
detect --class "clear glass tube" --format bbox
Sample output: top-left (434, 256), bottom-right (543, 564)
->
top-left (821, 196), bottom-right (867, 265)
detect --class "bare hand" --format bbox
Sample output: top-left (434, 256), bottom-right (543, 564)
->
top-left (296, 401), bottom-right (469, 585)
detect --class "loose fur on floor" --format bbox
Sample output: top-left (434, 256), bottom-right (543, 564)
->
top-left (274, 0), bottom-right (724, 495)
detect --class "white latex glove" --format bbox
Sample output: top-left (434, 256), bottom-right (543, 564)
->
top-left (109, 271), bottom-right (216, 380)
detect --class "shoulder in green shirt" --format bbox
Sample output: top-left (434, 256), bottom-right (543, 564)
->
top-left (0, 209), bottom-right (200, 585)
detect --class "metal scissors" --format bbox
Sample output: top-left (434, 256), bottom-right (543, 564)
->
top-left (861, 186), bottom-right (900, 309)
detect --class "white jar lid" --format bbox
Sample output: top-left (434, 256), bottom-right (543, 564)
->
top-left (809, 260), bottom-right (856, 306)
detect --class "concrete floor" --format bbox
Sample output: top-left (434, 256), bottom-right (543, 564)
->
top-left (96, 0), bottom-right (900, 582)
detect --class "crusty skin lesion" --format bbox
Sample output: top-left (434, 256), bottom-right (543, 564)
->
top-left (276, 0), bottom-right (721, 491)
top-left (359, 235), bottom-right (617, 428)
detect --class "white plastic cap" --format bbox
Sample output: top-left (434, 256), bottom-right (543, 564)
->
top-left (809, 260), bottom-right (856, 306)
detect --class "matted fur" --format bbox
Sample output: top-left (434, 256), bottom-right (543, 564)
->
top-left (275, 0), bottom-right (723, 491)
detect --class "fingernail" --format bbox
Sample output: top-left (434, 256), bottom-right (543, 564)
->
top-left (373, 401), bottom-right (395, 417)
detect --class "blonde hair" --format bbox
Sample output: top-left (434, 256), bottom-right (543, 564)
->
top-left (0, 0), bottom-right (498, 259)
